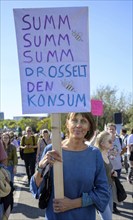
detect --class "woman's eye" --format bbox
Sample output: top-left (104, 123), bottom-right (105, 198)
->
top-left (71, 119), bottom-right (87, 124)
top-left (81, 120), bottom-right (86, 124)
top-left (72, 119), bottom-right (78, 123)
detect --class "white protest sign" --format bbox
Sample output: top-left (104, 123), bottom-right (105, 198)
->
top-left (13, 7), bottom-right (90, 114)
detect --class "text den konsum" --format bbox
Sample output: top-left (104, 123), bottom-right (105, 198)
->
top-left (27, 93), bottom-right (86, 107)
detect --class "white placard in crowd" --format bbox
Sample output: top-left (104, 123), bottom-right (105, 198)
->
top-left (14, 7), bottom-right (90, 114)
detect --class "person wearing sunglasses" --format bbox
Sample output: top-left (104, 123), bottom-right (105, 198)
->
top-left (95, 131), bottom-right (118, 220)
top-left (20, 126), bottom-right (37, 186)
top-left (106, 123), bottom-right (126, 214)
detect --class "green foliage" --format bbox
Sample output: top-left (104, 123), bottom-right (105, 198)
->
top-left (37, 117), bottom-right (51, 132)
top-left (17, 117), bottom-right (39, 132)
top-left (0, 119), bottom-right (17, 130)
top-left (125, 105), bottom-right (133, 130)
top-left (0, 120), bottom-right (4, 129)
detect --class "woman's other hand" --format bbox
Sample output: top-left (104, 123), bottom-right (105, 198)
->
top-left (53, 197), bottom-right (82, 213)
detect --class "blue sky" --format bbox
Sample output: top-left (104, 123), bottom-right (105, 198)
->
top-left (0, 0), bottom-right (132, 119)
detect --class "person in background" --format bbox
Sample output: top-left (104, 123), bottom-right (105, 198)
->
top-left (9, 131), bottom-right (19, 150)
top-left (0, 140), bottom-right (7, 166)
top-left (126, 128), bottom-right (133, 183)
top-left (36, 129), bottom-right (51, 164)
top-left (20, 126), bottom-right (37, 186)
top-left (120, 127), bottom-right (129, 173)
top-left (0, 140), bottom-right (12, 220)
top-left (120, 128), bottom-right (128, 145)
top-left (2, 133), bottom-right (18, 184)
top-left (95, 131), bottom-right (118, 220)
top-left (107, 123), bottom-right (125, 214)
top-left (61, 131), bottom-right (65, 140)
top-left (0, 131), bottom-right (3, 140)
top-left (30, 112), bottom-right (110, 220)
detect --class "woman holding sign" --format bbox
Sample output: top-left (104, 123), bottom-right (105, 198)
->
top-left (30, 112), bottom-right (110, 220)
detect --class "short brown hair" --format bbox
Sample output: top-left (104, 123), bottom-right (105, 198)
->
top-left (66, 112), bottom-right (96, 141)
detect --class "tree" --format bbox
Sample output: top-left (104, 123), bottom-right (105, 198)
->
top-left (37, 117), bottom-right (51, 132)
top-left (125, 105), bottom-right (133, 131)
top-left (0, 119), bottom-right (17, 131)
top-left (17, 117), bottom-right (40, 133)
top-left (91, 85), bottom-right (132, 130)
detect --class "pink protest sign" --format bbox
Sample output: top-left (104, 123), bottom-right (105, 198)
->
top-left (91, 99), bottom-right (103, 116)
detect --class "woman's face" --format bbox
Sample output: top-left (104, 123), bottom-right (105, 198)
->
top-left (107, 126), bottom-right (116, 137)
top-left (26, 127), bottom-right (32, 136)
top-left (43, 131), bottom-right (49, 139)
top-left (67, 114), bottom-right (90, 140)
top-left (2, 134), bottom-right (10, 145)
top-left (102, 135), bottom-right (113, 150)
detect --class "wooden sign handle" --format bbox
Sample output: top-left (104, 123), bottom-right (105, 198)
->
top-left (51, 113), bottom-right (64, 198)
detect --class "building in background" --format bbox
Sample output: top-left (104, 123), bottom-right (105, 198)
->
top-left (0, 112), bottom-right (4, 120)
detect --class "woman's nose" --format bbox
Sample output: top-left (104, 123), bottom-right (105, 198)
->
top-left (76, 121), bottom-right (82, 126)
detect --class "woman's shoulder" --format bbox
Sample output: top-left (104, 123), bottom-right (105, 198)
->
top-left (87, 145), bottom-right (102, 157)
top-left (87, 145), bottom-right (100, 152)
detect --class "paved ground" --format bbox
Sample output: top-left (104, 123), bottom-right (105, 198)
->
top-left (9, 156), bottom-right (133, 220)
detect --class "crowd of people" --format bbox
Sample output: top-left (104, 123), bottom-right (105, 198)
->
top-left (0, 112), bottom-right (133, 220)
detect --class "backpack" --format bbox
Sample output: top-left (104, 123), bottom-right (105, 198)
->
top-left (0, 167), bottom-right (11, 197)
top-left (2, 181), bottom-right (14, 212)
top-left (0, 167), bottom-right (14, 212)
